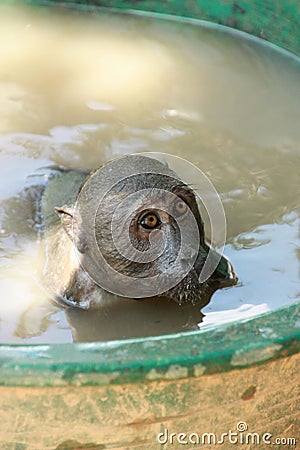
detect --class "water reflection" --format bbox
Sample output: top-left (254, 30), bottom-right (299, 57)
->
top-left (66, 297), bottom-right (204, 342)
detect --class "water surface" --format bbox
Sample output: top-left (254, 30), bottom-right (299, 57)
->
top-left (0, 4), bottom-right (299, 342)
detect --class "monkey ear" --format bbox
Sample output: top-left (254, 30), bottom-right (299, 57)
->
top-left (55, 205), bottom-right (88, 254)
top-left (55, 205), bottom-right (75, 238)
top-left (160, 158), bottom-right (169, 168)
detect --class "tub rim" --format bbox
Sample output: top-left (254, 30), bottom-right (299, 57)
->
top-left (1, 300), bottom-right (299, 386)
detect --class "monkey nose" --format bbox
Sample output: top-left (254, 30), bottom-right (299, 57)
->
top-left (214, 257), bottom-right (238, 288)
top-left (226, 260), bottom-right (238, 285)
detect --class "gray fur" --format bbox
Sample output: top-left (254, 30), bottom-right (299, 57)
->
top-left (41, 155), bottom-right (237, 309)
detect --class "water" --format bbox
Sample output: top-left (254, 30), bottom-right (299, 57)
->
top-left (0, 4), bottom-right (299, 342)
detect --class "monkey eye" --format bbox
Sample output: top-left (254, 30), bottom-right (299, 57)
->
top-left (173, 199), bottom-right (188, 217)
top-left (140, 212), bottom-right (161, 230)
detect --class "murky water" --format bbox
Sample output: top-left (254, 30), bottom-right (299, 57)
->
top-left (0, 4), bottom-right (299, 342)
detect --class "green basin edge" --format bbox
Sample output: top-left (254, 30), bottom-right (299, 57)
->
top-left (2, 0), bottom-right (300, 56)
top-left (1, 301), bottom-right (299, 386)
top-left (0, 0), bottom-right (299, 386)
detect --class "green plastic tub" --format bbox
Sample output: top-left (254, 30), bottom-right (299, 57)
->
top-left (0, 1), bottom-right (299, 449)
